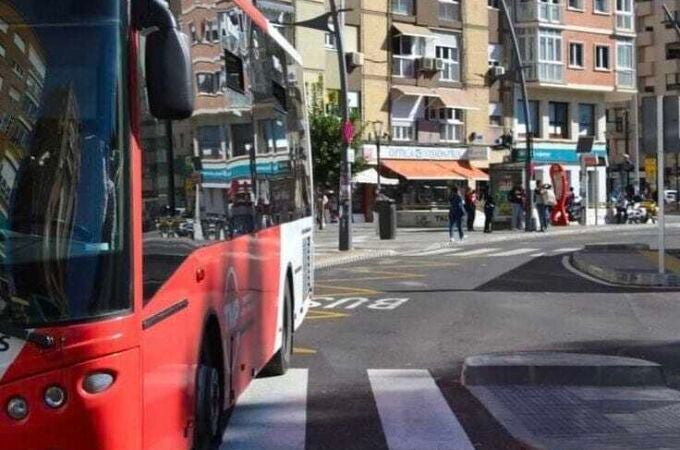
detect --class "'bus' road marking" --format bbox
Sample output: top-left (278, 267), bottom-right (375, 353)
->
top-left (489, 248), bottom-right (538, 257)
top-left (455, 247), bottom-right (500, 257)
top-left (368, 369), bottom-right (475, 450)
top-left (221, 369), bottom-right (307, 450)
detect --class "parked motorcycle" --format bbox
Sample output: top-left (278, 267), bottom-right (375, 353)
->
top-left (640, 200), bottom-right (657, 224)
top-left (567, 200), bottom-right (583, 223)
top-left (626, 201), bottom-right (647, 224)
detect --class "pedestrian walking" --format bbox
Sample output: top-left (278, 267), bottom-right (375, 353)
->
top-left (448, 186), bottom-right (465, 242)
top-left (542, 184), bottom-right (557, 230)
top-left (464, 187), bottom-right (477, 232)
top-left (483, 192), bottom-right (496, 233)
top-left (534, 184), bottom-right (546, 232)
top-left (616, 193), bottom-right (628, 224)
top-left (508, 184), bottom-right (525, 231)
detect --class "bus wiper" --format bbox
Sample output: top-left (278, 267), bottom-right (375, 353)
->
top-left (0, 322), bottom-right (55, 349)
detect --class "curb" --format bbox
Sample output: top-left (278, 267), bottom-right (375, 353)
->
top-left (315, 249), bottom-right (398, 270)
top-left (461, 352), bottom-right (666, 387)
top-left (570, 251), bottom-right (680, 287)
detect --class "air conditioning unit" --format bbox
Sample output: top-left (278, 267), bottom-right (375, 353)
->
top-left (346, 52), bottom-right (364, 68)
top-left (434, 58), bottom-right (444, 71)
top-left (490, 65), bottom-right (506, 78)
top-left (418, 57), bottom-right (439, 72)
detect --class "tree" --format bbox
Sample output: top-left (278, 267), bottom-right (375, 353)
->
top-left (308, 78), bottom-right (367, 192)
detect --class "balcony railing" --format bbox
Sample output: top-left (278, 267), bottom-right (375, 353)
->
top-left (528, 62), bottom-right (564, 83)
top-left (617, 70), bottom-right (635, 88)
top-left (439, 2), bottom-right (461, 22)
top-left (516, 1), bottom-right (562, 24)
top-left (392, 56), bottom-right (415, 78)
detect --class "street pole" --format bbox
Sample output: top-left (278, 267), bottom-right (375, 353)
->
top-left (165, 120), bottom-right (176, 216)
top-left (632, 93), bottom-right (641, 189)
top-left (657, 94), bottom-right (666, 274)
top-left (376, 135), bottom-right (382, 196)
top-left (499, 0), bottom-right (534, 232)
top-left (329, 0), bottom-right (353, 251)
top-left (624, 111), bottom-right (630, 190)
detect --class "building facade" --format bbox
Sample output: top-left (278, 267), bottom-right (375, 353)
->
top-left (637, 0), bottom-right (680, 197)
top-left (501, 0), bottom-right (636, 211)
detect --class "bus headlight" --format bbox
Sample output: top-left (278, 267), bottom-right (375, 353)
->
top-left (7, 397), bottom-right (28, 420)
top-left (44, 385), bottom-right (66, 408)
top-left (83, 372), bottom-right (114, 394)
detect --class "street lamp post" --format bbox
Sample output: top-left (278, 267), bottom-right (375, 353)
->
top-left (372, 120), bottom-right (384, 196)
top-left (498, 0), bottom-right (535, 232)
top-left (278, 1), bottom-right (354, 250)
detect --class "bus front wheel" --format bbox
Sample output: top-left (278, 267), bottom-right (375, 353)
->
top-left (194, 343), bottom-right (223, 450)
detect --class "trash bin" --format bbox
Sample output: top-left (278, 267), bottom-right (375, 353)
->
top-left (376, 198), bottom-right (397, 240)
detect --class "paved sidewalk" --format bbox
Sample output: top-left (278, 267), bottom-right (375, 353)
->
top-left (570, 244), bottom-right (680, 287)
top-left (315, 220), bottom-right (680, 269)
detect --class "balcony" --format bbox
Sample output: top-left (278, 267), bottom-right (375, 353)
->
top-left (516, 1), bottom-right (562, 24)
top-left (616, 70), bottom-right (636, 89)
top-left (526, 62), bottom-right (564, 83)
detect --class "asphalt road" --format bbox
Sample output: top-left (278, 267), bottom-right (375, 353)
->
top-left (221, 227), bottom-right (680, 450)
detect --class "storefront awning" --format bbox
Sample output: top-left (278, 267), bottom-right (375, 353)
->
top-left (392, 22), bottom-right (434, 39)
top-left (382, 159), bottom-right (466, 181)
top-left (439, 161), bottom-right (489, 181)
top-left (437, 88), bottom-right (480, 110)
top-left (353, 168), bottom-right (399, 185)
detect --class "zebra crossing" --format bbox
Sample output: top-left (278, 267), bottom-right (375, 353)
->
top-left (406, 246), bottom-right (582, 258)
top-left (220, 369), bottom-right (475, 450)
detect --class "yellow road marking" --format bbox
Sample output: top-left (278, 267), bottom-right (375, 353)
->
top-left (306, 309), bottom-right (350, 320)
top-left (314, 283), bottom-right (382, 296)
top-left (641, 251), bottom-right (680, 274)
top-left (293, 347), bottom-right (317, 355)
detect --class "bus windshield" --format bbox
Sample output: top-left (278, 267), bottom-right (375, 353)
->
top-left (0, 0), bottom-right (129, 326)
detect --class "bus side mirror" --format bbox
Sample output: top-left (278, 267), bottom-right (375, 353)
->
top-left (145, 28), bottom-right (194, 120)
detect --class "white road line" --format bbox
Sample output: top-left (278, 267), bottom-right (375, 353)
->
top-left (368, 369), bottom-right (475, 450)
top-left (489, 248), bottom-right (538, 257)
top-left (413, 247), bottom-right (463, 256)
top-left (455, 247), bottom-right (500, 257)
top-left (551, 247), bottom-right (582, 254)
top-left (530, 253), bottom-right (546, 257)
top-left (221, 369), bottom-right (307, 450)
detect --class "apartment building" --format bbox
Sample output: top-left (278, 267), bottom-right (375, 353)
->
top-left (501, 0), bottom-right (636, 206)
top-left (295, 1), bottom-right (496, 221)
top-left (637, 0), bottom-right (680, 193)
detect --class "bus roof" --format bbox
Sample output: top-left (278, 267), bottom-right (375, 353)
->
top-left (232, 0), bottom-right (303, 66)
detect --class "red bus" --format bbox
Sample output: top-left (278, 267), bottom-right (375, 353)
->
top-left (0, 0), bottom-right (313, 448)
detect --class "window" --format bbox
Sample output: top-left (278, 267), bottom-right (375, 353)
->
top-left (615, 0), bottom-right (633, 29)
top-left (197, 126), bottom-right (223, 159)
top-left (232, 123), bottom-right (254, 157)
top-left (436, 46), bottom-right (460, 82)
top-left (196, 72), bottom-right (217, 93)
top-left (13, 33), bottom-right (26, 52)
top-left (392, 123), bottom-right (414, 141)
top-left (538, 29), bottom-right (563, 82)
top-left (205, 20), bottom-right (219, 42)
top-left (595, 45), bottom-right (610, 70)
top-left (11, 59), bottom-right (25, 80)
top-left (667, 43), bottom-right (680, 60)
top-left (21, 96), bottom-right (40, 123)
top-left (489, 102), bottom-right (502, 126)
top-left (0, 43), bottom-right (5, 58)
top-left (392, 35), bottom-right (425, 78)
top-left (488, 44), bottom-right (502, 66)
top-left (392, 0), bottom-right (414, 15)
top-left (517, 99), bottom-right (540, 137)
top-left (578, 103), bottom-right (595, 136)
top-left (8, 87), bottom-right (20, 102)
top-left (324, 32), bottom-right (337, 49)
top-left (593, 0), bottom-right (609, 13)
top-left (0, 17), bottom-right (7, 33)
top-left (224, 50), bottom-right (245, 91)
top-left (616, 40), bottom-right (634, 86)
top-left (189, 23), bottom-right (197, 43)
top-left (439, 1), bottom-right (461, 22)
top-left (488, 0), bottom-right (500, 8)
top-left (569, 42), bottom-right (584, 67)
top-left (548, 102), bottom-right (569, 139)
top-left (568, 0), bottom-right (584, 9)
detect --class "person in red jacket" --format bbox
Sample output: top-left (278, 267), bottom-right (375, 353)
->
top-left (464, 187), bottom-right (477, 232)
